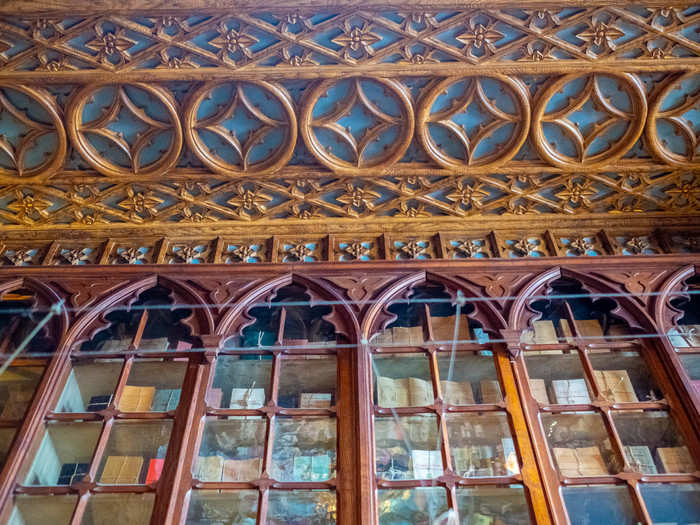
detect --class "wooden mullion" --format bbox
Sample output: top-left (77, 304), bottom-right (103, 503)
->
top-left (110, 358), bottom-right (134, 411)
top-left (599, 407), bottom-right (633, 474)
top-left (256, 487), bottom-right (269, 525)
top-left (67, 492), bottom-right (90, 525)
top-left (131, 310), bottom-right (149, 351)
top-left (356, 342), bottom-right (376, 525)
top-left (85, 417), bottom-right (114, 485)
top-left (336, 348), bottom-right (355, 525)
top-left (628, 479), bottom-right (654, 525)
top-left (494, 345), bottom-right (553, 525)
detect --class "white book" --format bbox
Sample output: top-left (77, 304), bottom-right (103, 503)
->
top-left (551, 379), bottom-right (591, 404)
top-left (411, 449), bottom-right (442, 479)
top-left (229, 388), bottom-right (265, 409)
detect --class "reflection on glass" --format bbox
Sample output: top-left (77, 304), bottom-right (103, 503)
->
top-left (542, 413), bottom-right (620, 477)
top-left (375, 415), bottom-right (441, 480)
top-left (589, 351), bottom-right (662, 403)
top-left (456, 486), bottom-right (532, 524)
top-left (525, 352), bottom-right (592, 405)
top-left (680, 355), bottom-right (700, 397)
top-left (55, 361), bottom-right (121, 413)
top-left (446, 413), bottom-right (519, 477)
top-left (378, 488), bottom-right (449, 525)
top-left (614, 411), bottom-right (697, 474)
top-left (24, 422), bottom-right (101, 486)
top-left (208, 355), bottom-right (271, 409)
top-left (122, 360), bottom-right (186, 412)
top-left (81, 493), bottom-right (154, 525)
top-left (563, 485), bottom-right (639, 525)
top-left (194, 418), bottom-right (265, 482)
top-left (97, 420), bottom-right (172, 485)
top-left (271, 418), bottom-right (336, 482)
top-left (437, 353), bottom-right (500, 405)
top-left (8, 495), bottom-right (76, 525)
top-left (278, 356), bottom-right (336, 409)
top-left (267, 490), bottom-right (336, 525)
top-left (185, 490), bottom-right (258, 525)
top-left (373, 354), bottom-right (433, 408)
top-left (641, 483), bottom-right (700, 525)
top-left (0, 366), bottom-right (43, 419)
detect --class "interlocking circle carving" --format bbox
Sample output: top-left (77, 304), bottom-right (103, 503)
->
top-left (0, 84), bottom-right (66, 181)
top-left (532, 73), bottom-right (646, 168)
top-left (300, 77), bottom-right (414, 174)
top-left (184, 81), bottom-right (297, 175)
top-left (416, 75), bottom-right (530, 170)
top-left (67, 83), bottom-right (182, 177)
top-left (646, 72), bottom-right (700, 166)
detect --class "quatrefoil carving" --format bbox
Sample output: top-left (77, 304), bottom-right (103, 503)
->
top-left (532, 73), bottom-right (646, 168)
top-left (184, 80), bottom-right (297, 175)
top-left (300, 77), bottom-right (414, 174)
top-left (417, 75), bottom-right (530, 170)
top-left (67, 83), bottom-right (182, 177)
top-left (647, 72), bottom-right (700, 166)
top-left (0, 85), bottom-right (66, 181)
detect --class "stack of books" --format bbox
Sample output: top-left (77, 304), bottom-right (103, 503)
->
top-left (57, 462), bottom-right (89, 485)
top-left (299, 393), bottom-right (332, 408)
top-left (623, 445), bottom-right (657, 474)
top-left (550, 379), bottom-right (591, 404)
top-left (593, 370), bottom-right (638, 403)
top-left (441, 380), bottom-right (475, 405)
top-left (657, 446), bottom-right (695, 473)
top-left (528, 379), bottom-right (550, 404)
top-left (100, 456), bottom-right (144, 484)
top-left (86, 394), bottom-right (112, 412)
top-left (480, 380), bottom-right (503, 404)
top-left (553, 446), bottom-right (608, 477)
top-left (429, 314), bottom-right (471, 342)
top-left (372, 325), bottom-right (424, 346)
top-left (194, 456), bottom-right (262, 481)
top-left (119, 386), bottom-right (155, 411)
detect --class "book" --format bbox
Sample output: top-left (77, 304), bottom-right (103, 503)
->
top-left (299, 393), bottom-right (332, 408)
top-left (376, 376), bottom-right (434, 407)
top-left (533, 320), bottom-right (558, 344)
top-left (372, 330), bottom-right (393, 345)
top-left (411, 449), bottom-right (442, 479)
top-left (119, 385), bottom-right (155, 412)
top-left (57, 462), bottom-right (89, 485)
top-left (594, 370), bottom-right (638, 403)
top-left (657, 446), bottom-right (695, 473)
top-left (430, 314), bottom-right (470, 342)
top-left (529, 379), bottom-right (550, 404)
top-left (151, 389), bottom-right (181, 411)
top-left (100, 337), bottom-right (132, 353)
top-left (138, 337), bottom-right (169, 352)
top-left (623, 445), bottom-right (657, 474)
top-left (208, 387), bottom-right (223, 408)
top-left (222, 458), bottom-right (261, 481)
top-left (87, 394), bottom-right (112, 412)
top-left (100, 455), bottom-right (143, 484)
top-left (391, 326), bottom-right (424, 345)
top-left (574, 319), bottom-right (608, 352)
top-left (146, 458), bottom-right (163, 484)
top-left (440, 380), bottom-right (475, 405)
top-left (229, 388), bottom-right (265, 410)
top-left (311, 454), bottom-right (331, 481)
top-left (553, 446), bottom-right (608, 477)
top-left (479, 380), bottom-right (503, 404)
top-left (193, 455), bottom-right (224, 481)
top-left (551, 379), bottom-right (591, 404)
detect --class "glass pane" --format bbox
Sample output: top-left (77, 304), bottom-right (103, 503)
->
top-left (23, 422), bottom-right (101, 486)
top-left (185, 490), bottom-right (258, 524)
top-left (456, 486), bottom-right (532, 525)
top-left (208, 355), bottom-right (271, 409)
top-left (8, 495), bottom-right (76, 525)
top-left (80, 493), bottom-right (154, 525)
top-left (437, 352), bottom-right (501, 405)
top-left (194, 418), bottom-right (265, 481)
top-left (271, 417), bottom-right (336, 481)
top-left (278, 356), bottom-right (336, 409)
top-left (613, 411), bottom-right (697, 474)
top-left (680, 354), bottom-right (700, 396)
top-left (563, 485), bottom-right (639, 525)
top-left (641, 483), bottom-right (700, 525)
top-left (589, 351), bottom-right (662, 403)
top-left (55, 361), bottom-right (121, 413)
top-left (97, 420), bottom-right (172, 485)
top-left (375, 415), bottom-right (441, 480)
top-left (0, 427), bottom-right (17, 466)
top-left (121, 360), bottom-right (187, 412)
top-left (525, 352), bottom-right (592, 405)
top-left (267, 490), bottom-right (336, 524)
top-left (377, 488), bottom-right (449, 525)
top-left (446, 413), bottom-right (519, 477)
top-left (373, 354), bottom-right (433, 408)
top-left (542, 413), bottom-right (620, 476)
top-left (0, 366), bottom-right (43, 419)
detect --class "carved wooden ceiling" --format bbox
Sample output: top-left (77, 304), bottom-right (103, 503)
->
top-left (0, 0), bottom-right (697, 264)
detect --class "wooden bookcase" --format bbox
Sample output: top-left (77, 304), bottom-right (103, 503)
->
top-left (0, 256), bottom-right (697, 525)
